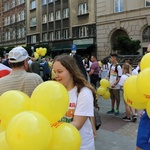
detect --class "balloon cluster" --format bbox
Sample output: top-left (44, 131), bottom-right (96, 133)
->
top-left (97, 79), bottom-right (110, 100)
top-left (123, 53), bottom-right (150, 117)
top-left (34, 47), bottom-right (47, 59)
top-left (0, 81), bottom-right (81, 150)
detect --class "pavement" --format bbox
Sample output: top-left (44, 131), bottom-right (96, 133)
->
top-left (95, 94), bottom-right (139, 150)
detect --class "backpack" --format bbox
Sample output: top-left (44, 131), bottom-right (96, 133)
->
top-left (108, 64), bottom-right (120, 79)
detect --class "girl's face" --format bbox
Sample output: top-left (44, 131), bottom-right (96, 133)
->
top-left (53, 61), bottom-right (73, 90)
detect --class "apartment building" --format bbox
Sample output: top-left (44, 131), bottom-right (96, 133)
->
top-left (26, 0), bottom-right (96, 57)
top-left (97, 0), bottom-right (150, 59)
top-left (0, 0), bottom-right (26, 47)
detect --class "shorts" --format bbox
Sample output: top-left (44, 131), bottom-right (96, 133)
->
top-left (109, 89), bottom-right (120, 101)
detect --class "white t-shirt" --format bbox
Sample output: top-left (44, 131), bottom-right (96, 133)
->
top-left (61, 86), bottom-right (95, 150)
top-left (118, 74), bottom-right (130, 87)
top-left (109, 64), bottom-right (122, 89)
top-left (132, 69), bottom-right (138, 75)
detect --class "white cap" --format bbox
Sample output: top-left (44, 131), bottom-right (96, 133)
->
top-left (8, 46), bottom-right (29, 63)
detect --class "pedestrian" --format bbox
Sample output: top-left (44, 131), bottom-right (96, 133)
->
top-left (106, 53), bottom-right (122, 115)
top-left (0, 46), bottom-right (43, 97)
top-left (40, 58), bottom-right (50, 81)
top-left (89, 54), bottom-right (100, 88)
top-left (53, 54), bottom-right (97, 150)
top-left (101, 58), bottom-right (110, 79)
top-left (3, 53), bottom-right (11, 68)
top-left (30, 58), bottom-right (41, 75)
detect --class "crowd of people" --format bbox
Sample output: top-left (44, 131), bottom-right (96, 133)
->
top-left (0, 44), bottom-right (150, 150)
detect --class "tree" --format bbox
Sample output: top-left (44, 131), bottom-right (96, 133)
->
top-left (115, 35), bottom-right (141, 55)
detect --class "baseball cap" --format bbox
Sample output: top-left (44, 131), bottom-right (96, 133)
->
top-left (8, 46), bottom-right (29, 63)
top-left (110, 53), bottom-right (118, 58)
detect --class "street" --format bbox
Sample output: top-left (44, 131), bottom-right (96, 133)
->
top-left (95, 95), bottom-right (139, 150)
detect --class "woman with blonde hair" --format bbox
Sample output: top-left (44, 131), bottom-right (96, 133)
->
top-left (118, 63), bottom-right (137, 122)
top-left (53, 54), bottom-right (97, 150)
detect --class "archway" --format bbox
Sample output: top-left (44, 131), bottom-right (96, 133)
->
top-left (111, 29), bottom-right (128, 53)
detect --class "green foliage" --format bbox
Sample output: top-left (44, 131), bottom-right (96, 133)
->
top-left (115, 35), bottom-right (141, 55)
top-left (0, 47), bottom-right (6, 57)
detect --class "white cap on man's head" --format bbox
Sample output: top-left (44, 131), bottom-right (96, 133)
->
top-left (8, 46), bottom-right (29, 63)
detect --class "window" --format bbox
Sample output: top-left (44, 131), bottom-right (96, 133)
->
top-left (56, 10), bottom-right (61, 20)
top-left (55, 30), bottom-right (61, 40)
top-left (142, 26), bottom-right (150, 42)
top-left (5, 31), bottom-right (10, 41)
top-left (18, 28), bottom-right (21, 38)
top-left (4, 3), bottom-right (7, 12)
top-left (49, 0), bottom-right (53, 3)
top-left (21, 0), bottom-right (25, 4)
top-left (12, 14), bottom-right (15, 23)
top-left (22, 27), bottom-right (25, 37)
top-left (30, 0), bottom-right (36, 9)
top-left (79, 26), bottom-right (88, 38)
top-left (78, 3), bottom-right (88, 15)
top-left (7, 16), bottom-right (10, 25)
top-left (30, 17), bottom-right (36, 26)
top-left (17, 13), bottom-right (21, 22)
top-left (49, 32), bottom-right (54, 41)
top-left (31, 35), bottom-right (36, 43)
top-left (114, 0), bottom-right (123, 13)
top-left (4, 18), bottom-right (7, 26)
top-left (17, 0), bottom-right (21, 5)
top-left (63, 8), bottom-right (69, 18)
top-left (12, 0), bottom-right (15, 8)
top-left (42, 0), bottom-right (47, 5)
top-left (43, 33), bottom-right (47, 41)
top-left (42, 14), bottom-right (47, 23)
top-left (145, 0), bottom-right (150, 6)
top-left (63, 29), bottom-right (69, 39)
top-left (12, 30), bottom-right (16, 39)
top-left (21, 11), bottom-right (24, 20)
top-left (49, 12), bottom-right (54, 21)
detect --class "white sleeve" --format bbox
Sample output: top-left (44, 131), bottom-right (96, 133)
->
top-left (117, 65), bottom-right (122, 77)
top-left (75, 87), bottom-right (94, 117)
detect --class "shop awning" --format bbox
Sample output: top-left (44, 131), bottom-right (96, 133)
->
top-left (52, 44), bottom-right (94, 51)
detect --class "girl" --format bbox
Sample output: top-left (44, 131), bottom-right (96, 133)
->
top-left (53, 54), bottom-right (97, 150)
top-left (118, 64), bottom-right (137, 122)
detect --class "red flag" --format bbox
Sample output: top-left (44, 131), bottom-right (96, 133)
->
top-left (0, 63), bottom-right (11, 78)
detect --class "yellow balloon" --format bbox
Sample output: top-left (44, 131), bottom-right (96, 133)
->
top-left (6, 111), bottom-right (52, 150)
top-left (47, 122), bottom-right (81, 150)
top-left (100, 79), bottom-right (110, 88)
top-left (146, 102), bottom-right (150, 118)
top-left (30, 81), bottom-right (69, 124)
top-left (137, 68), bottom-right (150, 98)
top-left (0, 124), bottom-right (5, 133)
top-left (0, 90), bottom-right (30, 128)
top-left (140, 53), bottom-right (150, 71)
top-left (124, 75), bottom-right (149, 103)
top-left (97, 86), bottom-right (107, 95)
top-left (98, 61), bottom-right (102, 67)
top-left (102, 91), bottom-right (110, 100)
top-left (124, 93), bottom-right (147, 110)
top-left (0, 132), bottom-right (10, 150)
top-left (34, 52), bottom-right (39, 60)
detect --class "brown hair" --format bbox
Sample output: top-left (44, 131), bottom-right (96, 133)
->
top-left (53, 54), bottom-right (97, 103)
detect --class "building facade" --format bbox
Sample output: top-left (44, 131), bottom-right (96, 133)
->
top-left (97, 0), bottom-right (150, 59)
top-left (26, 0), bottom-right (96, 57)
top-left (0, 0), bottom-right (26, 47)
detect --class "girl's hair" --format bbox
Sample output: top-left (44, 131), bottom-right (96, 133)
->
top-left (53, 54), bottom-right (97, 102)
top-left (122, 63), bottom-right (131, 74)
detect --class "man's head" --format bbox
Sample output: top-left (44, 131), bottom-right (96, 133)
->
top-left (91, 54), bottom-right (97, 62)
top-left (110, 53), bottom-right (118, 63)
top-left (8, 46), bottom-right (29, 70)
